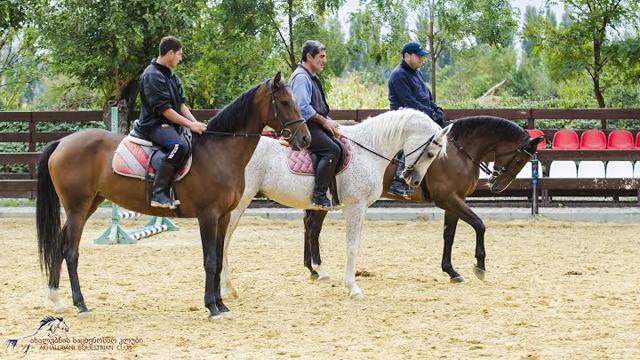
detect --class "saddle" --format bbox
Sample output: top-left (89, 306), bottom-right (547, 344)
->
top-left (285, 136), bottom-right (352, 176)
top-left (112, 124), bottom-right (192, 181)
top-left (281, 136), bottom-right (352, 208)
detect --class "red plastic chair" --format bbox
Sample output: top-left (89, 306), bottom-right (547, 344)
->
top-left (636, 132), bottom-right (640, 149)
top-left (526, 129), bottom-right (547, 150)
top-left (552, 129), bottom-right (579, 149)
top-left (607, 130), bottom-right (634, 149)
top-left (580, 130), bottom-right (606, 149)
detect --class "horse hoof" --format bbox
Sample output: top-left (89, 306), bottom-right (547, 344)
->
top-left (77, 310), bottom-right (91, 317)
top-left (473, 266), bottom-right (486, 281)
top-left (309, 272), bottom-right (319, 281)
top-left (350, 290), bottom-right (364, 300)
top-left (221, 311), bottom-right (234, 320)
top-left (450, 275), bottom-right (465, 283)
top-left (208, 314), bottom-right (224, 321)
top-left (317, 273), bottom-right (331, 282)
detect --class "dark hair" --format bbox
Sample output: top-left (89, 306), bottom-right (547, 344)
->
top-left (159, 36), bottom-right (182, 56)
top-left (300, 40), bottom-right (325, 63)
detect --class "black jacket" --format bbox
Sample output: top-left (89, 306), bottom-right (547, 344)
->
top-left (137, 60), bottom-right (186, 134)
top-left (388, 60), bottom-right (443, 125)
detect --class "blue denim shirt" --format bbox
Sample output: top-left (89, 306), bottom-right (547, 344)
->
top-left (290, 65), bottom-right (317, 122)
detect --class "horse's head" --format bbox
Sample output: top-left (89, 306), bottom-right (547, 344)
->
top-left (402, 124), bottom-right (452, 188)
top-left (56, 318), bottom-right (69, 333)
top-left (263, 72), bottom-right (311, 151)
top-left (488, 136), bottom-right (543, 193)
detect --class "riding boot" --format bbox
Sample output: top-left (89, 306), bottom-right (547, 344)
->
top-left (388, 151), bottom-right (412, 199)
top-left (312, 155), bottom-right (336, 208)
top-left (151, 161), bottom-right (177, 209)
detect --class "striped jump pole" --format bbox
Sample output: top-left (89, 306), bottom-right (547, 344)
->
top-left (94, 106), bottom-right (179, 244)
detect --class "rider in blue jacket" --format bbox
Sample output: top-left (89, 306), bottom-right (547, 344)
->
top-left (387, 41), bottom-right (445, 198)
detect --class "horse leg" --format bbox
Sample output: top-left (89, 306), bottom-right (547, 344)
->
top-left (198, 210), bottom-right (230, 319)
top-left (343, 204), bottom-right (366, 299)
top-left (443, 198), bottom-right (487, 281)
top-left (442, 211), bottom-right (464, 283)
top-left (62, 208), bottom-right (93, 315)
top-left (304, 209), bottom-right (329, 281)
top-left (215, 212), bottom-right (233, 318)
top-left (49, 196), bottom-right (104, 313)
top-left (220, 200), bottom-right (251, 300)
top-left (454, 204), bottom-right (487, 281)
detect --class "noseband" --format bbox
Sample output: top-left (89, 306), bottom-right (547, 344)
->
top-left (269, 84), bottom-right (304, 141)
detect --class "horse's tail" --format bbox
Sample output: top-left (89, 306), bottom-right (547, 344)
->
top-left (36, 141), bottom-right (63, 278)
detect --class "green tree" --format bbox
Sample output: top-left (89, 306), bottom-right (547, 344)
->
top-left (33, 0), bottom-right (200, 130)
top-left (270, 0), bottom-right (345, 72)
top-left (541, 0), bottom-right (639, 108)
top-left (183, 0), bottom-right (282, 108)
top-left (0, 0), bottom-right (40, 109)
top-left (412, 0), bottom-right (518, 101)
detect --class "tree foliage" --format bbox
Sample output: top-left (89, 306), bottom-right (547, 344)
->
top-left (539, 0), bottom-right (640, 107)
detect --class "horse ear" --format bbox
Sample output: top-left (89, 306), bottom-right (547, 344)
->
top-left (273, 72), bottom-right (282, 88)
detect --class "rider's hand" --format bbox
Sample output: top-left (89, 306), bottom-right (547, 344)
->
top-left (323, 117), bottom-right (342, 138)
top-left (189, 121), bottom-right (207, 135)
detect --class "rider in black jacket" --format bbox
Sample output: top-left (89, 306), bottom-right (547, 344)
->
top-left (138, 36), bottom-right (207, 209)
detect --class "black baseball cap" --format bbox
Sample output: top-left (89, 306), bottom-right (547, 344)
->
top-left (401, 41), bottom-right (428, 57)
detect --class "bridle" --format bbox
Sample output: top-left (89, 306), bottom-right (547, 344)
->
top-left (203, 80), bottom-right (304, 139)
top-left (489, 137), bottom-right (535, 180)
top-left (450, 135), bottom-right (535, 180)
top-left (269, 83), bottom-right (304, 141)
top-left (402, 133), bottom-right (441, 181)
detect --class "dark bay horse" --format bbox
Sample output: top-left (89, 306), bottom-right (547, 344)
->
top-left (36, 73), bottom-right (310, 319)
top-left (301, 116), bottom-right (543, 285)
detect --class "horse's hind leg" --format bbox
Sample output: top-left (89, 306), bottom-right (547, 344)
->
top-left (304, 209), bottom-right (329, 281)
top-left (63, 209), bottom-right (93, 315)
top-left (442, 211), bottom-right (464, 282)
top-left (49, 196), bottom-right (103, 313)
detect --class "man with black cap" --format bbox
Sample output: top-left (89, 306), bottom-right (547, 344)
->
top-left (387, 41), bottom-right (445, 198)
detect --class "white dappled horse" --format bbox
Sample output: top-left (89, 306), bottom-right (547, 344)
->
top-left (221, 109), bottom-right (451, 299)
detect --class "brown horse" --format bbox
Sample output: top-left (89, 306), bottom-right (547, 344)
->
top-left (36, 73), bottom-right (310, 319)
top-left (302, 116), bottom-right (543, 285)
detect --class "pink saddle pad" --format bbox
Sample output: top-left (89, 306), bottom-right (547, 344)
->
top-left (112, 136), bottom-right (191, 181)
top-left (285, 136), bottom-right (352, 176)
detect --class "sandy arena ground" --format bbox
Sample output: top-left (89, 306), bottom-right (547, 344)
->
top-left (0, 215), bottom-right (639, 359)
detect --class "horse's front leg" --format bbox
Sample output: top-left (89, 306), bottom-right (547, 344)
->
top-left (455, 205), bottom-right (486, 281)
top-left (220, 197), bottom-right (253, 300)
top-left (443, 197), bottom-right (487, 281)
top-left (342, 204), bottom-right (366, 299)
top-left (197, 210), bottom-right (231, 319)
top-left (304, 209), bottom-right (330, 281)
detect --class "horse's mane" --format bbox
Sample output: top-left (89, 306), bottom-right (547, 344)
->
top-left (206, 81), bottom-right (264, 132)
top-left (450, 116), bottom-right (527, 142)
top-left (37, 316), bottom-right (61, 330)
top-left (349, 109), bottom-right (442, 151)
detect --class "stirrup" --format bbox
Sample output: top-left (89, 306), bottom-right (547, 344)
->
top-left (150, 200), bottom-right (173, 209)
top-left (388, 187), bottom-right (413, 200)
